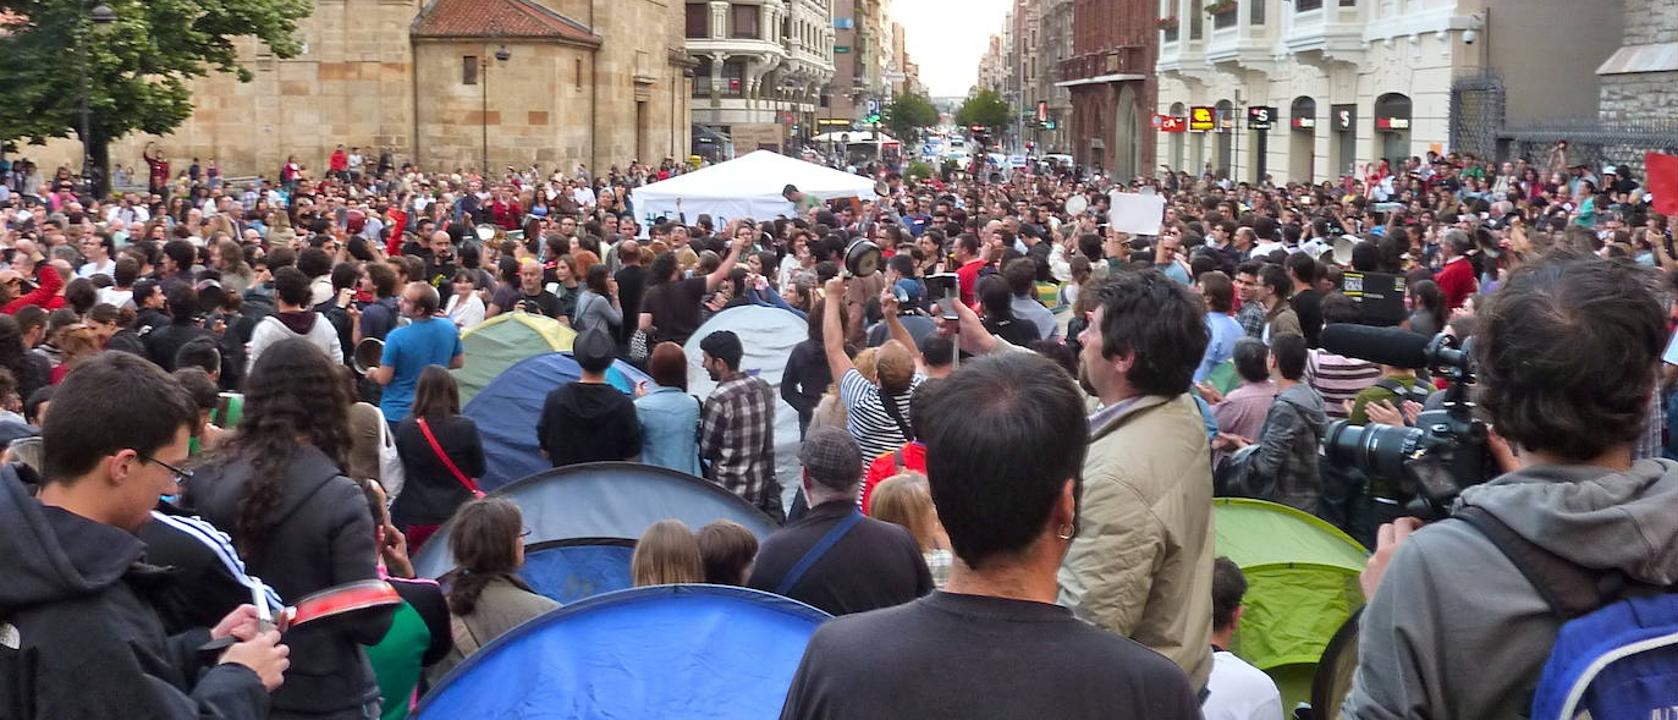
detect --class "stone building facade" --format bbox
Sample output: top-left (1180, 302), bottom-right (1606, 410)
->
top-left (1598, 0), bottom-right (1678, 123)
top-left (1058, 0), bottom-right (1158, 177)
top-left (1153, 0), bottom-right (1617, 185)
top-left (31, 0), bottom-right (692, 179)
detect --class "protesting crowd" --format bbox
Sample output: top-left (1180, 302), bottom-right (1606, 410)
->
top-left (2, 136), bottom-right (1677, 720)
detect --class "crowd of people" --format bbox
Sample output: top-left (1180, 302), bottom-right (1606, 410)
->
top-left (2, 136), bottom-right (1676, 720)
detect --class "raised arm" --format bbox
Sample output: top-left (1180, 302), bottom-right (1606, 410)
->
top-left (880, 288), bottom-right (917, 359)
top-left (822, 276), bottom-right (855, 381)
top-left (706, 233), bottom-right (749, 292)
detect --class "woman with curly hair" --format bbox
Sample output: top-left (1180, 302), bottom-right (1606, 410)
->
top-left (187, 337), bottom-right (393, 719)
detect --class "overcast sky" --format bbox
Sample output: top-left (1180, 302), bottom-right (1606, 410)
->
top-left (887, 0), bottom-right (1012, 97)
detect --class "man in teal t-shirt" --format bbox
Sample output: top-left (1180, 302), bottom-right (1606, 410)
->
top-left (372, 282), bottom-right (464, 422)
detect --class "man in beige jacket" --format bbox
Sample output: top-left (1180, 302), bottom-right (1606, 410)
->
top-left (1060, 268), bottom-right (1218, 691)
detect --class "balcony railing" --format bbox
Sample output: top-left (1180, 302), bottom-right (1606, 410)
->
top-left (1056, 46), bottom-right (1150, 82)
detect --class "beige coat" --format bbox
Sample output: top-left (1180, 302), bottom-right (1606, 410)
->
top-left (1058, 393), bottom-right (1216, 690)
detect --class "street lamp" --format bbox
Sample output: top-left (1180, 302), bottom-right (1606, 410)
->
top-left (480, 44), bottom-right (510, 172)
top-left (80, 3), bottom-right (116, 200)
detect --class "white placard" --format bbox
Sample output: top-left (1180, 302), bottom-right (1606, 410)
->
top-left (1107, 191), bottom-right (1166, 236)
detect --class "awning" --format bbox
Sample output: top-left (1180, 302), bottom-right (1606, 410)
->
top-left (1055, 72), bottom-right (1146, 88)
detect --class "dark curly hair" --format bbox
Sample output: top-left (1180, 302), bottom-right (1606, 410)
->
top-left (1474, 254), bottom-right (1665, 462)
top-left (1093, 269), bottom-right (1210, 397)
top-left (210, 337), bottom-right (353, 557)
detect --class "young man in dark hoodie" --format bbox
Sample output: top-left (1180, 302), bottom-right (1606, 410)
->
top-left (536, 327), bottom-right (640, 467)
top-left (0, 351), bottom-right (288, 718)
top-left (1346, 255), bottom-right (1678, 717)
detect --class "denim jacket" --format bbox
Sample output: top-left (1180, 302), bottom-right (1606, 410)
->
top-left (634, 385), bottom-right (703, 476)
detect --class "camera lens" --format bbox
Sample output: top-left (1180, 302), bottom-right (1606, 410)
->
top-left (1324, 419), bottom-right (1422, 482)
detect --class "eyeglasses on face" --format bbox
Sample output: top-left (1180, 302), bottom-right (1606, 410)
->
top-left (138, 452), bottom-right (194, 484)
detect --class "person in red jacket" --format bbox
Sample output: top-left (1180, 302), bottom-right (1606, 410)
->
top-left (4, 262), bottom-right (66, 315)
top-left (1435, 230), bottom-right (1478, 310)
top-left (328, 144), bottom-right (349, 180)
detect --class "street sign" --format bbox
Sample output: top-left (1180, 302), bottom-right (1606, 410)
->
top-left (1044, 119), bottom-right (1057, 130)
top-left (1333, 104), bottom-right (1356, 131)
top-left (1247, 106), bottom-right (1277, 130)
top-left (1189, 106), bottom-right (1216, 132)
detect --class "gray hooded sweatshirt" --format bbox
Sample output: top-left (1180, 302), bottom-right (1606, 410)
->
top-left (1343, 459), bottom-right (1678, 719)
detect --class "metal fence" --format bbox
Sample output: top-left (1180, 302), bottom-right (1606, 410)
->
top-left (1449, 70), bottom-right (1678, 177)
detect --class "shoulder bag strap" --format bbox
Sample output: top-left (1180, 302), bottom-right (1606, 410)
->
top-left (880, 391), bottom-right (913, 441)
top-left (417, 418), bottom-right (483, 498)
top-left (775, 510), bottom-right (864, 596)
top-left (1455, 505), bottom-right (1609, 619)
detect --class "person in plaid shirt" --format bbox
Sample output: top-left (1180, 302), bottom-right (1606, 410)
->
top-left (698, 330), bottom-right (783, 522)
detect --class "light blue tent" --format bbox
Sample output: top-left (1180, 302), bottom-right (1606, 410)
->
top-left (411, 462), bottom-right (779, 582)
top-left (415, 585), bottom-right (830, 719)
top-left (463, 352), bottom-right (651, 491)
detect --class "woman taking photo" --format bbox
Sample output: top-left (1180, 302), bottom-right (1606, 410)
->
top-left (429, 497), bottom-right (557, 681)
top-left (188, 338), bottom-right (392, 719)
top-left (392, 366), bottom-right (486, 551)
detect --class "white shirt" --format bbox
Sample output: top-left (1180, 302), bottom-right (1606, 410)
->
top-left (78, 258), bottom-right (116, 278)
top-left (99, 287), bottom-right (134, 308)
top-left (445, 292), bottom-right (486, 330)
top-left (572, 186), bottom-right (596, 207)
top-left (1202, 650), bottom-right (1284, 720)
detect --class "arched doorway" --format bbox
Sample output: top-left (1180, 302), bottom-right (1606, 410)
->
top-left (1114, 84), bottom-right (1140, 181)
top-left (1289, 96), bottom-right (1316, 183)
top-left (1373, 93), bottom-right (1412, 170)
top-left (1214, 99), bottom-right (1234, 179)
top-left (1168, 102), bottom-right (1187, 172)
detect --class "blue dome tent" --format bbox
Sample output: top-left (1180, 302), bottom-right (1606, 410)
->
top-left (463, 352), bottom-right (651, 491)
top-left (416, 585), bottom-right (829, 719)
top-left (411, 462), bottom-right (779, 584)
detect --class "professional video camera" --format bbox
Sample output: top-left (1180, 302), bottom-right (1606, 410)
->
top-left (1317, 323), bottom-right (1493, 518)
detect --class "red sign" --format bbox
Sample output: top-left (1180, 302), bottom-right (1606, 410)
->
top-left (1376, 116), bottom-right (1412, 131)
top-left (1156, 115), bottom-right (1187, 133)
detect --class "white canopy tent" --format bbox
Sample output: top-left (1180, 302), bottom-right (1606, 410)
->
top-left (810, 130), bottom-right (900, 145)
top-left (629, 150), bottom-right (877, 224)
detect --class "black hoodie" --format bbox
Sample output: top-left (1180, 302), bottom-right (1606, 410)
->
top-left (536, 381), bottom-right (642, 467)
top-left (0, 465), bottom-right (267, 719)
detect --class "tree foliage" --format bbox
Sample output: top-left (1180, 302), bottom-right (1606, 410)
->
top-left (0, 0), bottom-right (311, 192)
top-left (881, 93), bottom-right (939, 143)
top-left (955, 89), bottom-right (1011, 130)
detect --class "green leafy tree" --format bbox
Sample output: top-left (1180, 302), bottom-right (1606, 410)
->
top-left (881, 93), bottom-right (938, 144)
top-left (954, 89), bottom-right (1011, 130)
top-left (0, 0), bottom-right (312, 197)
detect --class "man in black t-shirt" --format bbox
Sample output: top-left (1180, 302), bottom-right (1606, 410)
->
top-left (641, 231), bottom-right (747, 345)
top-left (779, 353), bottom-right (1199, 720)
top-left (514, 259), bottom-right (563, 318)
top-left (613, 239), bottom-right (647, 345)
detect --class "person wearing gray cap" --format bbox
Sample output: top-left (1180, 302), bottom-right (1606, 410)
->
top-left (537, 327), bottom-right (641, 467)
top-left (746, 427), bottom-right (931, 616)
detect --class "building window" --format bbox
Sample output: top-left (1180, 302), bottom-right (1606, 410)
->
top-left (1251, 0), bottom-right (1264, 24)
top-left (463, 56), bottom-right (478, 85)
top-left (692, 57), bottom-right (714, 97)
top-left (721, 57), bottom-right (748, 96)
top-left (1296, 0), bottom-right (1321, 10)
top-left (685, 3), bottom-right (708, 37)
top-left (575, 58), bottom-right (583, 89)
top-left (1190, 0), bottom-right (1203, 38)
top-left (1213, 5), bottom-right (1236, 29)
top-left (730, 4), bottom-right (760, 39)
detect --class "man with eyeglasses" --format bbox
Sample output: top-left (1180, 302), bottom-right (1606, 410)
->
top-left (0, 351), bottom-right (289, 718)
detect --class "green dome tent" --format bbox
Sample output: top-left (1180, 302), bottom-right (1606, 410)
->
top-left (1213, 498), bottom-right (1368, 709)
top-left (451, 312), bottom-right (576, 405)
